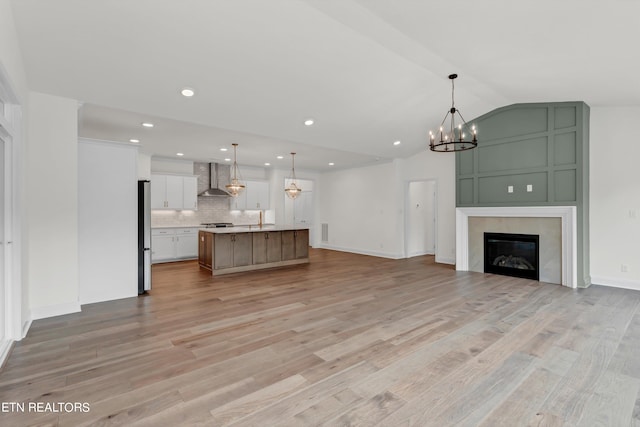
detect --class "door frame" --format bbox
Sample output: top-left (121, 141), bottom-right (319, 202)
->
top-left (404, 178), bottom-right (438, 259)
top-left (0, 62), bottom-right (25, 360)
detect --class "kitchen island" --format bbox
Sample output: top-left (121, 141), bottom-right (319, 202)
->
top-left (198, 226), bottom-right (309, 276)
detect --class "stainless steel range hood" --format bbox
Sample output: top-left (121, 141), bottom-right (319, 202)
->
top-left (198, 163), bottom-right (232, 197)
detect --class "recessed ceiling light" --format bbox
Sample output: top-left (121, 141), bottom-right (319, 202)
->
top-left (180, 87), bottom-right (195, 97)
top-left (328, 162), bottom-right (335, 166)
top-left (142, 122), bottom-right (154, 128)
top-left (129, 139), bottom-right (139, 143)
top-left (220, 148), bottom-right (228, 152)
top-left (176, 153), bottom-right (184, 156)
top-left (304, 119), bottom-right (314, 126)
top-left (264, 162), bottom-right (271, 166)
top-left (276, 155), bottom-right (284, 159)
top-left (393, 140), bottom-right (401, 146)
top-left (224, 158), bottom-right (231, 162)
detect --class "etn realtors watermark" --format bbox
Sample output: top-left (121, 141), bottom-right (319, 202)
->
top-left (2, 401), bottom-right (90, 413)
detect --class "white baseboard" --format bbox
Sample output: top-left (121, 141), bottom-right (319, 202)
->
top-left (21, 318), bottom-right (32, 339)
top-left (436, 256), bottom-right (456, 265)
top-left (317, 244), bottom-right (402, 260)
top-left (31, 301), bottom-right (81, 320)
top-left (591, 276), bottom-right (640, 292)
top-left (0, 339), bottom-right (13, 369)
top-left (407, 251), bottom-right (436, 258)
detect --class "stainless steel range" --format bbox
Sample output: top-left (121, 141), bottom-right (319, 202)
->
top-left (201, 222), bottom-right (234, 228)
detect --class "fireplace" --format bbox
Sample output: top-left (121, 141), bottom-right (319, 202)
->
top-left (456, 206), bottom-right (577, 287)
top-left (484, 232), bottom-right (539, 280)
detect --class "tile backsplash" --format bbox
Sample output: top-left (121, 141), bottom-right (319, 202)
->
top-left (150, 197), bottom-right (260, 227)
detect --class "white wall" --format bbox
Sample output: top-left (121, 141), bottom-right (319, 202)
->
top-left (316, 150), bottom-right (456, 263)
top-left (27, 92), bottom-right (80, 319)
top-left (150, 157), bottom-right (193, 175)
top-left (318, 161), bottom-right (402, 258)
top-left (590, 106), bottom-right (640, 290)
top-left (400, 149), bottom-right (456, 264)
top-left (78, 139), bottom-right (138, 304)
top-left (138, 152), bottom-right (151, 180)
top-left (0, 0), bottom-right (28, 99)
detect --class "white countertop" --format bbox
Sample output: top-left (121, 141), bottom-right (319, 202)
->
top-left (151, 225), bottom-right (203, 229)
top-left (152, 223), bottom-right (277, 229)
top-left (199, 225), bottom-right (308, 234)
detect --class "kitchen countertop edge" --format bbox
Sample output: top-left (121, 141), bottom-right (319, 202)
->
top-left (199, 225), bottom-right (309, 234)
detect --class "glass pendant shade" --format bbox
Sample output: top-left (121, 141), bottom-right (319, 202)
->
top-left (225, 143), bottom-right (245, 197)
top-left (285, 152), bottom-right (302, 199)
top-left (285, 182), bottom-right (301, 199)
top-left (226, 178), bottom-right (245, 197)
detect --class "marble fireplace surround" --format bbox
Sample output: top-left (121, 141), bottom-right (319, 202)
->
top-left (456, 206), bottom-right (578, 288)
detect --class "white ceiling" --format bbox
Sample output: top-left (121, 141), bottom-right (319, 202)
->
top-left (10, 0), bottom-right (640, 171)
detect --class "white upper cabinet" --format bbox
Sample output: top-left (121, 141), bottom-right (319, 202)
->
top-left (150, 174), bottom-right (167, 209)
top-left (229, 188), bottom-right (247, 211)
top-left (182, 176), bottom-right (198, 210)
top-left (247, 180), bottom-right (270, 210)
top-left (165, 175), bottom-right (183, 209)
top-left (229, 180), bottom-right (269, 211)
top-left (151, 174), bottom-right (198, 210)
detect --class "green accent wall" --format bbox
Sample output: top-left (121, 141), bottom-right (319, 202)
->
top-left (456, 102), bottom-right (590, 287)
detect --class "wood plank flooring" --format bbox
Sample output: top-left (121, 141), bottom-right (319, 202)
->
top-left (1, 249), bottom-right (640, 426)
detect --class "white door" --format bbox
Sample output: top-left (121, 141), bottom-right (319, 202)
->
top-left (285, 178), bottom-right (314, 246)
top-left (407, 180), bottom-right (436, 257)
top-left (0, 136), bottom-right (6, 343)
top-left (293, 191), bottom-right (312, 225)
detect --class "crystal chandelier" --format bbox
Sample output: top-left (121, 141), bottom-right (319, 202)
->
top-left (225, 143), bottom-right (245, 197)
top-left (429, 74), bottom-right (477, 152)
top-left (285, 152), bottom-right (302, 199)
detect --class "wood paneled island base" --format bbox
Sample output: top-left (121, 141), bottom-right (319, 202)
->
top-left (198, 226), bottom-right (309, 276)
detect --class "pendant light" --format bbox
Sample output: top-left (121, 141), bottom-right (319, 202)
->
top-left (429, 74), bottom-right (478, 152)
top-left (285, 152), bottom-right (302, 199)
top-left (225, 143), bottom-right (245, 197)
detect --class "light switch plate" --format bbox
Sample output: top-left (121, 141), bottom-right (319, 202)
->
top-left (526, 184), bottom-right (533, 192)
top-left (507, 185), bottom-right (514, 193)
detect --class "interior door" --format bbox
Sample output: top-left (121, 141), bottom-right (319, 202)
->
top-left (407, 180), bottom-right (436, 257)
top-left (0, 136), bottom-right (6, 343)
top-left (290, 179), bottom-right (314, 246)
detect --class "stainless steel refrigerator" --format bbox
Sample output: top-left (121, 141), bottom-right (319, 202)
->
top-left (138, 180), bottom-right (151, 294)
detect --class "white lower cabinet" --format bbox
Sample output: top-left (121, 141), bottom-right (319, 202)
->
top-left (152, 234), bottom-right (175, 261)
top-left (151, 227), bottom-right (199, 263)
top-left (176, 231), bottom-right (198, 258)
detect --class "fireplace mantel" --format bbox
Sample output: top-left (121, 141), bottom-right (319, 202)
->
top-left (456, 206), bottom-right (577, 288)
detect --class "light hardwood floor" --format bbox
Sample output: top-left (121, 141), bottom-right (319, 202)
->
top-left (1, 249), bottom-right (640, 426)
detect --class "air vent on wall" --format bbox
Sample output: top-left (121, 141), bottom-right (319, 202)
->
top-left (321, 223), bottom-right (329, 243)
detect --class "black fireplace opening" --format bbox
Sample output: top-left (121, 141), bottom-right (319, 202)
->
top-left (484, 232), bottom-right (539, 280)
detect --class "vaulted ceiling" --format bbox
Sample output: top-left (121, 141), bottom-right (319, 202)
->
top-left (10, 0), bottom-right (640, 170)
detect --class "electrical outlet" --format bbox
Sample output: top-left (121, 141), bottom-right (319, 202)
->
top-left (507, 185), bottom-right (514, 193)
top-left (629, 209), bottom-right (637, 219)
top-left (621, 264), bottom-right (628, 273)
top-left (526, 184), bottom-right (533, 192)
